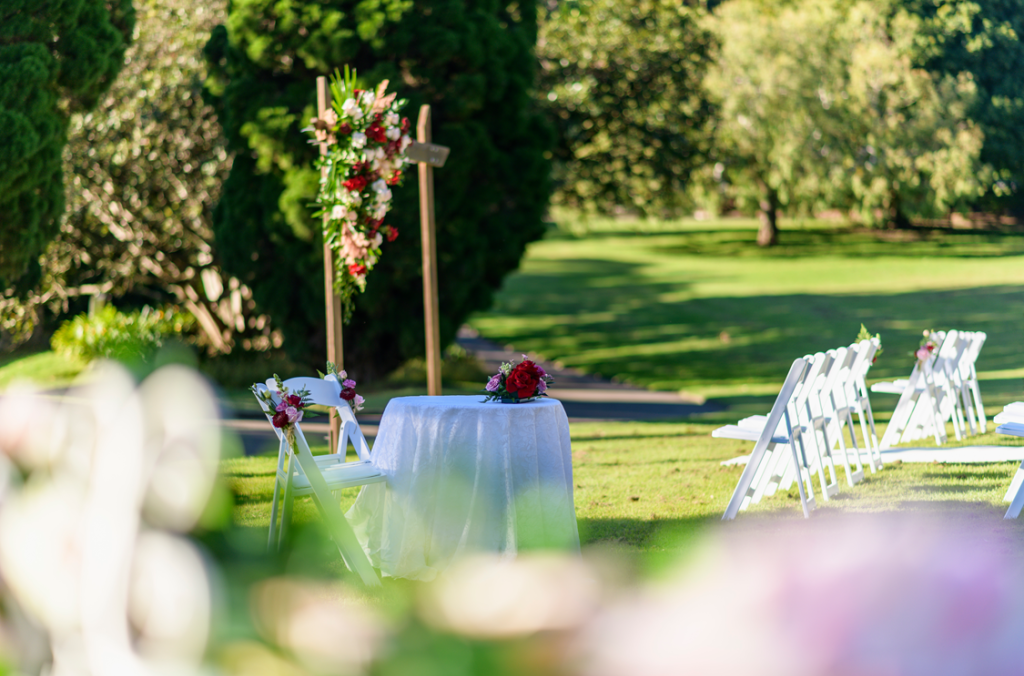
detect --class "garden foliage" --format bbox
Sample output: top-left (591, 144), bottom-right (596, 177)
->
top-left (205, 0), bottom-right (552, 377)
top-left (537, 0), bottom-right (715, 216)
top-left (51, 305), bottom-right (193, 363)
top-left (0, 0), bottom-right (134, 290)
top-left (2, 0), bottom-right (276, 356)
top-left (706, 0), bottom-right (993, 245)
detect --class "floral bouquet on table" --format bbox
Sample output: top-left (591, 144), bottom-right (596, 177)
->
top-left (482, 355), bottom-right (554, 403)
top-left (915, 329), bottom-right (939, 363)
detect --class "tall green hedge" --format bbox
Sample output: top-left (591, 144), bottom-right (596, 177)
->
top-left (0, 0), bottom-right (135, 291)
top-left (205, 0), bottom-right (552, 378)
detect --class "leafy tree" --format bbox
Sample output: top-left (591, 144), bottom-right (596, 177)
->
top-left (905, 0), bottom-right (1024, 210)
top-left (0, 0), bottom-right (135, 289)
top-left (706, 0), bottom-right (991, 245)
top-left (2, 0), bottom-right (275, 354)
top-left (205, 0), bottom-right (552, 378)
top-left (537, 0), bottom-right (715, 216)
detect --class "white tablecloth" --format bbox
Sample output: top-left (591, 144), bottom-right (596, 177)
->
top-left (346, 395), bottom-right (579, 581)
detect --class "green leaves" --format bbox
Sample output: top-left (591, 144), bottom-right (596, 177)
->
top-left (208, 0), bottom-right (552, 378)
top-left (0, 0), bottom-right (134, 287)
top-left (538, 0), bottom-right (716, 216)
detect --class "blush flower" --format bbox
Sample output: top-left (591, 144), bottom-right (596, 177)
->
top-left (486, 374), bottom-right (502, 392)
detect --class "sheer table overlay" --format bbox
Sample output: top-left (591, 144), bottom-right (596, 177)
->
top-left (347, 396), bottom-right (580, 581)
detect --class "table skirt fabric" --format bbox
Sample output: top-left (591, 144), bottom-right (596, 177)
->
top-left (347, 396), bottom-right (580, 581)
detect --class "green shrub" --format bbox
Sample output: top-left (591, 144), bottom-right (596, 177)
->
top-left (51, 307), bottom-right (194, 363)
top-left (204, 0), bottom-right (552, 380)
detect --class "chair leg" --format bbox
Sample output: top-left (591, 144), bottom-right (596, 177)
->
top-left (280, 473), bottom-right (296, 551)
top-left (267, 474), bottom-right (282, 550)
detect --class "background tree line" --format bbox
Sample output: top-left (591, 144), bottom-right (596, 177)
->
top-left (3, 0), bottom-right (1024, 377)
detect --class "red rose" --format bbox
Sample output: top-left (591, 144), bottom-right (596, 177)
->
top-left (286, 394), bottom-right (302, 407)
top-left (384, 226), bottom-right (398, 242)
top-left (349, 263), bottom-right (367, 276)
top-left (272, 411), bottom-right (289, 428)
top-left (386, 169), bottom-right (403, 186)
top-left (366, 123), bottom-right (387, 144)
top-left (340, 388), bottom-right (356, 401)
top-left (401, 117), bottom-right (410, 133)
top-left (344, 175), bottom-right (368, 192)
top-left (352, 160), bottom-right (369, 174)
top-left (506, 363), bottom-right (539, 398)
top-left (337, 122), bottom-right (352, 135)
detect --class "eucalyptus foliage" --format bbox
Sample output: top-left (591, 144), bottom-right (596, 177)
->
top-left (537, 0), bottom-right (715, 216)
top-left (205, 0), bottom-right (551, 377)
top-left (0, 0), bottom-right (134, 290)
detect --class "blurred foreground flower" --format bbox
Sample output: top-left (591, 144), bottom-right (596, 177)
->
top-left (0, 363), bottom-right (220, 675)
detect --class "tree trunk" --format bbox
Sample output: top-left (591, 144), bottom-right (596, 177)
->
top-left (756, 188), bottom-right (779, 247)
top-left (887, 189), bottom-right (912, 229)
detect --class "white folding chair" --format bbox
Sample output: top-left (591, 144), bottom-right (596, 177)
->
top-left (995, 402), bottom-right (1024, 519)
top-left (253, 378), bottom-right (384, 586)
top-left (840, 338), bottom-right (884, 471)
top-left (873, 331), bottom-right (951, 448)
top-left (720, 358), bottom-right (817, 519)
top-left (817, 346), bottom-right (865, 487)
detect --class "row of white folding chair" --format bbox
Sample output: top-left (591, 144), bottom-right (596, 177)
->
top-left (718, 339), bottom-right (884, 519)
top-left (253, 375), bottom-right (384, 586)
top-left (873, 331), bottom-right (986, 449)
top-left (760, 340), bottom-right (881, 498)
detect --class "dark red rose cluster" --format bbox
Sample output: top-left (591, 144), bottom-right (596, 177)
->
top-left (505, 360), bottom-right (546, 398)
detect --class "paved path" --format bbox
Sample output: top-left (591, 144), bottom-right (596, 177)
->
top-left (455, 326), bottom-right (723, 422)
top-left (229, 326), bottom-right (723, 455)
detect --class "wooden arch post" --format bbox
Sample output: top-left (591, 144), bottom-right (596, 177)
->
top-left (417, 104), bottom-right (442, 397)
top-left (317, 75), bottom-right (343, 451)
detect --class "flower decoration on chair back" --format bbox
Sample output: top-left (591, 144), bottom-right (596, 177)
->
top-left (323, 361), bottom-right (365, 412)
top-left (482, 355), bottom-right (554, 403)
top-left (303, 66), bottom-right (413, 322)
top-left (253, 375), bottom-right (313, 450)
top-left (915, 329), bottom-right (939, 363)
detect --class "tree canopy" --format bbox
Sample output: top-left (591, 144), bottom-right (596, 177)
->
top-left (705, 0), bottom-right (993, 244)
top-left (0, 0), bottom-right (135, 290)
top-left (205, 0), bottom-right (552, 377)
top-left (537, 0), bottom-right (715, 216)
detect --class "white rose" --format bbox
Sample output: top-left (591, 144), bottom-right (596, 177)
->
top-left (341, 98), bottom-right (363, 120)
top-left (371, 179), bottom-right (389, 194)
top-left (362, 91), bottom-right (376, 106)
top-left (386, 127), bottom-right (401, 141)
top-left (385, 112), bottom-right (400, 127)
top-left (331, 205), bottom-right (346, 220)
top-left (400, 135), bottom-right (412, 151)
top-left (351, 132), bottom-right (367, 148)
top-left (373, 204), bottom-right (388, 220)
top-left (373, 232), bottom-right (383, 247)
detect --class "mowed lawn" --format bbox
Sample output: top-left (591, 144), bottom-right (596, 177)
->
top-left (223, 216), bottom-right (1024, 559)
top-left (469, 215), bottom-right (1024, 414)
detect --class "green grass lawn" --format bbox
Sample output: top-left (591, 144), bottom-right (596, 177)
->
top-left (221, 419), bottom-right (1024, 574)
top-left (470, 214), bottom-right (1024, 417)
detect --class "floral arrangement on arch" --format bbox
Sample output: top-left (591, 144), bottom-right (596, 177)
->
top-left (483, 356), bottom-right (554, 403)
top-left (304, 66), bottom-right (413, 321)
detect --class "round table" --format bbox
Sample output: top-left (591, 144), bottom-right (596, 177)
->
top-left (346, 395), bottom-right (580, 581)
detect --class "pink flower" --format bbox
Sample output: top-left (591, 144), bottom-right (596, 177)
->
top-left (275, 401), bottom-right (288, 412)
top-left (285, 406), bottom-right (302, 424)
top-left (353, 394), bottom-right (365, 410)
top-left (343, 379), bottom-right (357, 389)
top-left (916, 346), bottom-right (932, 361)
top-left (486, 374), bottom-right (502, 392)
top-left (537, 379), bottom-right (547, 394)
